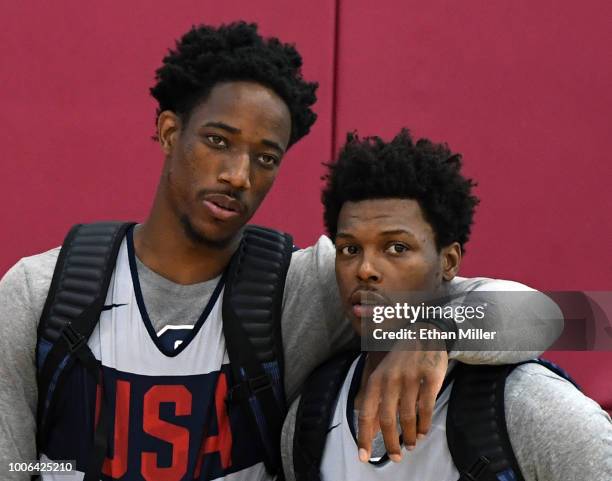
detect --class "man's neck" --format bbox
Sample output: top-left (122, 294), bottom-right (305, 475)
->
top-left (134, 196), bottom-right (239, 285)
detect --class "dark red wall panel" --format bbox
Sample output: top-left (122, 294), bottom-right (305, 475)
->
top-left (333, 0), bottom-right (612, 408)
top-left (1, 0), bottom-right (336, 273)
top-left (333, 0), bottom-right (612, 290)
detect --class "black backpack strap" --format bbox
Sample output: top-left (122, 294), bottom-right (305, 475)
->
top-left (222, 225), bottom-right (293, 476)
top-left (447, 359), bottom-right (579, 481)
top-left (292, 351), bottom-right (358, 481)
top-left (36, 221), bottom-right (134, 480)
top-left (446, 363), bottom-right (520, 481)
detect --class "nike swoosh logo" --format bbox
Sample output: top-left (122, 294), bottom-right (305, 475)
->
top-left (101, 303), bottom-right (127, 311)
top-left (326, 423), bottom-right (342, 434)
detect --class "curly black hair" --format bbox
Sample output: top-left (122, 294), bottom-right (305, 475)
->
top-left (322, 129), bottom-right (479, 252)
top-left (150, 22), bottom-right (318, 147)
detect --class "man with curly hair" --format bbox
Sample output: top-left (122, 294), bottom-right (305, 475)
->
top-left (0, 23), bottom-right (561, 481)
top-left (281, 130), bottom-right (612, 481)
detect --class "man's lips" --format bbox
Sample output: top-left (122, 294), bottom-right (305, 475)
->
top-left (202, 193), bottom-right (243, 221)
top-left (349, 290), bottom-right (389, 319)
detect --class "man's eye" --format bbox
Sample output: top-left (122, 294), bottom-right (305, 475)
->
top-left (257, 154), bottom-right (279, 168)
top-left (385, 243), bottom-right (409, 255)
top-left (339, 245), bottom-right (359, 256)
top-left (206, 135), bottom-right (227, 147)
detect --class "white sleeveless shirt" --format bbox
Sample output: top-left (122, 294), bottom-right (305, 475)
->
top-left (41, 233), bottom-right (269, 481)
top-left (320, 355), bottom-right (459, 481)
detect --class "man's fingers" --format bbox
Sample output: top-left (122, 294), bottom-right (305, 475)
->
top-left (377, 373), bottom-right (404, 462)
top-left (357, 373), bottom-right (382, 462)
top-left (398, 383), bottom-right (418, 450)
top-left (416, 374), bottom-right (445, 437)
top-left (359, 348), bottom-right (449, 462)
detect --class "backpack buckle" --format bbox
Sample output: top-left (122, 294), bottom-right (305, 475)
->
top-left (61, 323), bottom-right (86, 353)
top-left (226, 373), bottom-right (272, 407)
top-left (248, 374), bottom-right (272, 394)
top-left (459, 456), bottom-right (490, 481)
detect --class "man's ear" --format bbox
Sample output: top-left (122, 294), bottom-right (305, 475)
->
top-left (441, 242), bottom-right (462, 281)
top-left (157, 111), bottom-right (180, 155)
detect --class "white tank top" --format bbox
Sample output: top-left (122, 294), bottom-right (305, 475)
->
top-left (319, 355), bottom-right (459, 481)
top-left (41, 234), bottom-right (269, 481)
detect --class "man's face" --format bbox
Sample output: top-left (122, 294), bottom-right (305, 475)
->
top-left (159, 81), bottom-right (292, 247)
top-left (334, 198), bottom-right (458, 334)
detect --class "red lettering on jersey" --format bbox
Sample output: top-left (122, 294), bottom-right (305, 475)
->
top-left (141, 385), bottom-right (192, 481)
top-left (194, 372), bottom-right (233, 477)
top-left (101, 379), bottom-right (131, 479)
top-left (94, 383), bottom-right (101, 426)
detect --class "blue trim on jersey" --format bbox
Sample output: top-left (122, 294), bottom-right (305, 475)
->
top-left (346, 353), bottom-right (367, 445)
top-left (126, 226), bottom-right (227, 357)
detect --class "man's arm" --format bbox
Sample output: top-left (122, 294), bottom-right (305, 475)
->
top-left (281, 236), bottom-right (354, 402)
top-left (279, 395), bottom-right (301, 481)
top-left (284, 238), bottom-right (563, 371)
top-left (0, 249), bottom-right (58, 481)
top-left (447, 277), bottom-right (564, 363)
top-left (506, 363), bottom-right (612, 480)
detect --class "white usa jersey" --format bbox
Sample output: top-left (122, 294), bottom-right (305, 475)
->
top-left (40, 230), bottom-right (270, 481)
top-left (320, 355), bottom-right (459, 481)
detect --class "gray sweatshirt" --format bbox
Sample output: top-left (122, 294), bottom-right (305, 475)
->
top-left (0, 235), bottom-right (567, 480)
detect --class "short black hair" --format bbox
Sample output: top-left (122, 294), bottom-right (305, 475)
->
top-left (150, 22), bottom-right (318, 147)
top-left (322, 129), bottom-right (479, 252)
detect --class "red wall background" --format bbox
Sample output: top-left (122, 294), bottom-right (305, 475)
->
top-left (2, 2), bottom-right (610, 406)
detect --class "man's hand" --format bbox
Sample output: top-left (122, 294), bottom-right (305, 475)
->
top-left (357, 334), bottom-right (448, 463)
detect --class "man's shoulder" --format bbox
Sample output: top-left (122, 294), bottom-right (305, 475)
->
top-left (11, 246), bottom-right (61, 287)
top-left (449, 276), bottom-right (535, 293)
top-left (285, 235), bottom-right (335, 290)
top-left (503, 361), bottom-right (612, 479)
top-left (505, 361), bottom-right (603, 419)
top-left (1, 246), bottom-right (61, 318)
top-left (290, 235), bottom-right (335, 264)
top-left (18, 246), bottom-right (61, 274)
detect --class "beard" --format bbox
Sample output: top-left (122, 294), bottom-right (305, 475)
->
top-left (179, 214), bottom-right (239, 250)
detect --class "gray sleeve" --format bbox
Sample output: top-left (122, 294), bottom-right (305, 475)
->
top-left (505, 363), bottom-right (612, 481)
top-left (447, 277), bottom-right (563, 364)
top-left (281, 236), bottom-right (356, 401)
top-left (0, 249), bottom-right (58, 480)
top-left (280, 395), bottom-right (301, 481)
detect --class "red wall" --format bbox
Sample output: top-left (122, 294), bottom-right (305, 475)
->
top-left (330, 1), bottom-right (612, 409)
top-left (2, 2), bottom-right (610, 405)
top-left (1, 0), bottom-right (336, 270)
top-left (333, 1), bottom-right (612, 290)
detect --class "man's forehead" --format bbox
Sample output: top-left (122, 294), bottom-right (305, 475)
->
top-left (190, 81), bottom-right (291, 146)
top-left (197, 82), bottom-right (288, 119)
top-left (339, 199), bottom-right (425, 226)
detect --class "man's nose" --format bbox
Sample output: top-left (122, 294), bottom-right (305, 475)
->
top-left (356, 254), bottom-right (381, 283)
top-left (218, 151), bottom-right (251, 190)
